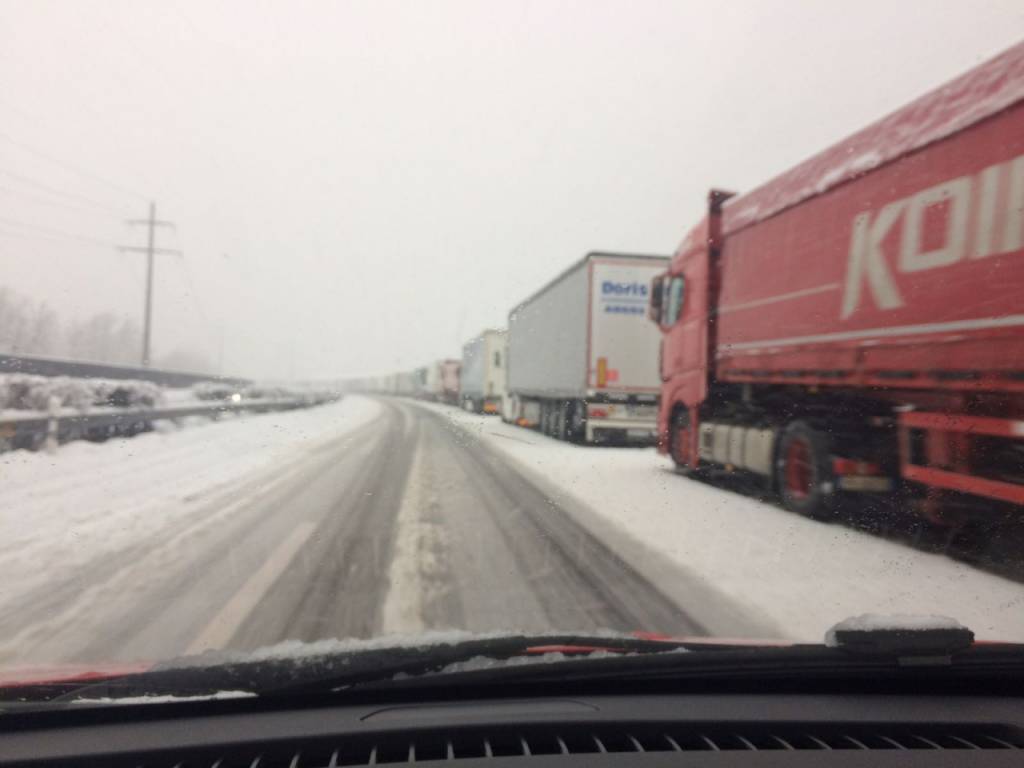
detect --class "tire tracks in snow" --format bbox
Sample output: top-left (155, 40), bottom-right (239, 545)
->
top-left (0, 410), bottom-right (384, 664)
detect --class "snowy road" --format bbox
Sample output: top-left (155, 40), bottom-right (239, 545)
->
top-left (0, 397), bottom-right (751, 667)
top-left (3, 394), bottom-right (1024, 668)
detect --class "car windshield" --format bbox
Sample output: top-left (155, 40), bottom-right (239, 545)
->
top-left (1, 1), bottom-right (1024, 701)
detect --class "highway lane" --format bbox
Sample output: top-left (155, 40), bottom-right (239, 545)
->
top-left (229, 397), bottom-right (706, 648)
top-left (1, 396), bottom-right (752, 666)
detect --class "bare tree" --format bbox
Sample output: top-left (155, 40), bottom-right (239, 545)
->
top-left (0, 287), bottom-right (30, 353)
top-left (23, 302), bottom-right (59, 356)
top-left (157, 347), bottom-right (214, 373)
top-left (111, 317), bottom-right (141, 364)
top-left (65, 312), bottom-right (142, 364)
top-left (0, 285), bottom-right (148, 364)
top-left (0, 286), bottom-right (60, 356)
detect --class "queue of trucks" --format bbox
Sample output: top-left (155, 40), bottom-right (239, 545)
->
top-left (351, 41), bottom-right (1024, 524)
top-left (362, 252), bottom-right (668, 444)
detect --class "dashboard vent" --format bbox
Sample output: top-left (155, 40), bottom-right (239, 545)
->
top-left (31, 723), bottom-right (1024, 767)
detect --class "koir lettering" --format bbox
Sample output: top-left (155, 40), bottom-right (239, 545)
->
top-left (842, 152), bottom-right (1024, 319)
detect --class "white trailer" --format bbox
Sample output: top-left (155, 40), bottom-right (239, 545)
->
top-left (394, 370), bottom-right (418, 397)
top-left (459, 329), bottom-right (507, 414)
top-left (422, 360), bottom-right (460, 404)
top-left (505, 252), bottom-right (668, 443)
top-left (424, 362), bottom-right (443, 401)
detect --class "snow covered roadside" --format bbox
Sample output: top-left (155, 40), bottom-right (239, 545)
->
top-left (417, 401), bottom-right (1024, 643)
top-left (0, 397), bottom-right (382, 621)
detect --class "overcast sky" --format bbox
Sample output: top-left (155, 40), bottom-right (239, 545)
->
top-left (1, 1), bottom-right (1022, 379)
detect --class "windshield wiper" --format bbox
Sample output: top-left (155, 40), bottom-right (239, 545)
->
top-left (29, 633), bottom-right (700, 704)
top-left (359, 619), bottom-right (1024, 692)
top-left (270, 620), bottom-right (1024, 694)
top-left (19, 619), bottom-right (1024, 705)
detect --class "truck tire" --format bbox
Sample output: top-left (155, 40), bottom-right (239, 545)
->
top-left (554, 401), bottom-right (569, 441)
top-left (551, 401), bottom-right (564, 439)
top-left (567, 400), bottom-right (586, 443)
top-left (670, 408), bottom-right (696, 473)
top-left (775, 421), bottom-right (838, 520)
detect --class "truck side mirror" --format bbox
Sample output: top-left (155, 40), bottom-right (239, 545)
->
top-left (649, 276), bottom-right (664, 324)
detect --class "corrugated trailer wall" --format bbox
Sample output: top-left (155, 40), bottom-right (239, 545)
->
top-left (507, 262), bottom-right (588, 398)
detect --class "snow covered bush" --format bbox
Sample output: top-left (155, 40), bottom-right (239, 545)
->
top-left (0, 374), bottom-right (165, 412)
top-left (192, 381), bottom-right (244, 401)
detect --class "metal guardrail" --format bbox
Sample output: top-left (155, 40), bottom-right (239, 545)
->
top-left (0, 395), bottom-right (338, 452)
top-left (0, 353), bottom-right (249, 388)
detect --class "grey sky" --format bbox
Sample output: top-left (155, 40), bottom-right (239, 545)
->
top-left (1, 0), bottom-right (1022, 379)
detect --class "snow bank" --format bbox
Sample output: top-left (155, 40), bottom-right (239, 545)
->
top-left (418, 402), bottom-right (1024, 643)
top-left (192, 380), bottom-right (340, 404)
top-left (0, 374), bottom-right (164, 412)
top-left (0, 395), bottom-right (382, 663)
top-left (70, 690), bottom-right (255, 705)
top-left (191, 381), bottom-right (244, 402)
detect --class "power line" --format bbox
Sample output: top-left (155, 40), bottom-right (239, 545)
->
top-left (0, 169), bottom-right (133, 216)
top-left (0, 129), bottom-right (149, 202)
top-left (119, 202), bottom-right (180, 366)
top-left (0, 227), bottom-right (118, 250)
top-left (0, 215), bottom-right (119, 248)
top-left (0, 183), bottom-right (127, 218)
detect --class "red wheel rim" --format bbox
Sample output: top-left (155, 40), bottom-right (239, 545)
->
top-left (785, 438), bottom-right (813, 498)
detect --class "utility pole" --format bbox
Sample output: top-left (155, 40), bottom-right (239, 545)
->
top-left (120, 201), bottom-right (180, 366)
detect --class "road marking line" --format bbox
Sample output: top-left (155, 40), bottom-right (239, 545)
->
top-left (186, 521), bottom-right (316, 655)
top-left (380, 443), bottom-right (427, 636)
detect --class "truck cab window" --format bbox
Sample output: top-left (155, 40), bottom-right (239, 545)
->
top-left (665, 276), bottom-right (686, 326)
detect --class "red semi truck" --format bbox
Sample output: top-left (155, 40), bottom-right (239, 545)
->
top-left (650, 42), bottom-right (1024, 522)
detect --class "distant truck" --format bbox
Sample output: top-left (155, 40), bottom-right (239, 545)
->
top-left (505, 252), bottom-right (669, 443)
top-left (423, 359), bottom-right (461, 405)
top-left (460, 329), bottom-right (507, 414)
top-left (650, 42), bottom-right (1024, 522)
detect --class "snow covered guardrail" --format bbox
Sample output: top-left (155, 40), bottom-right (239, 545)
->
top-left (0, 395), bottom-right (339, 453)
top-left (0, 352), bottom-right (249, 388)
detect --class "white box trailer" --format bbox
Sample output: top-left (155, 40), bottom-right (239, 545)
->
top-left (412, 366), bottom-right (429, 398)
top-left (459, 329), bottom-right (507, 414)
top-left (394, 370), bottom-right (418, 397)
top-left (422, 359), bottom-right (461, 404)
top-left (505, 252), bottom-right (668, 443)
top-left (440, 359), bottom-right (460, 404)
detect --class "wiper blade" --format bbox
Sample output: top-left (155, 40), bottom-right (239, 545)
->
top-left (358, 619), bottom-right (1024, 692)
top-left (35, 633), bottom-right (697, 703)
top-left (364, 641), bottom-right (1024, 693)
top-left (259, 633), bottom-right (697, 696)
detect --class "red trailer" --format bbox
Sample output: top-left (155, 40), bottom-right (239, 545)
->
top-left (650, 42), bottom-right (1024, 521)
top-left (440, 359), bottom-right (461, 405)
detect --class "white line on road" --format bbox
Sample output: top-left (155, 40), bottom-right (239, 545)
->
top-left (380, 443), bottom-right (427, 636)
top-left (186, 521), bottom-right (317, 655)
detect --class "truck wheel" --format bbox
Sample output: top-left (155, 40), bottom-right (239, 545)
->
top-left (551, 401), bottom-right (563, 439)
top-left (567, 400), bottom-right (586, 443)
top-left (540, 401), bottom-right (552, 435)
top-left (775, 421), bottom-right (838, 520)
top-left (554, 401), bottom-right (569, 441)
top-left (670, 408), bottom-right (695, 472)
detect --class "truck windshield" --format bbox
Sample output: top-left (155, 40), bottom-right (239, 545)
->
top-left (1, 0), bottom-right (1023, 705)
top-left (665, 276), bottom-right (686, 326)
